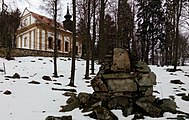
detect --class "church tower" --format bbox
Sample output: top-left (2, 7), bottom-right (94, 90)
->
top-left (63, 5), bottom-right (73, 32)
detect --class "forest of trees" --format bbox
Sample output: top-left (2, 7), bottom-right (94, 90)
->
top-left (1, 0), bottom-right (189, 83)
top-left (76, 0), bottom-right (189, 71)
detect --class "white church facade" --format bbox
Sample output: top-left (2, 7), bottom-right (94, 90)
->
top-left (16, 8), bottom-right (82, 56)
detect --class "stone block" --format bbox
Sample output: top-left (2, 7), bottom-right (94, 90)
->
top-left (136, 98), bottom-right (162, 117)
top-left (137, 72), bottom-right (156, 86)
top-left (99, 84), bottom-right (108, 91)
top-left (111, 96), bottom-right (130, 109)
top-left (92, 92), bottom-right (111, 101)
top-left (111, 48), bottom-right (130, 72)
top-left (144, 87), bottom-right (153, 96)
top-left (139, 86), bottom-right (153, 96)
top-left (122, 105), bottom-right (133, 117)
top-left (91, 76), bottom-right (108, 92)
top-left (102, 73), bottom-right (134, 79)
top-left (78, 93), bottom-right (91, 105)
top-left (134, 61), bottom-right (151, 73)
top-left (159, 99), bottom-right (177, 113)
top-left (93, 107), bottom-right (118, 120)
top-left (106, 79), bottom-right (137, 92)
top-left (136, 96), bottom-right (156, 103)
top-left (45, 115), bottom-right (72, 120)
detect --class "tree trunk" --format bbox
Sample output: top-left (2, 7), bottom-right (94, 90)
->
top-left (68, 0), bottom-right (76, 87)
top-left (131, 1), bottom-right (137, 60)
top-left (165, 46), bottom-right (168, 66)
top-left (6, 34), bottom-right (12, 60)
top-left (145, 34), bottom-right (150, 64)
top-left (91, 0), bottom-right (96, 75)
top-left (173, 0), bottom-right (182, 71)
top-left (84, 0), bottom-right (91, 79)
top-left (98, 0), bottom-right (105, 63)
top-left (151, 32), bottom-right (155, 65)
top-left (53, 0), bottom-right (58, 77)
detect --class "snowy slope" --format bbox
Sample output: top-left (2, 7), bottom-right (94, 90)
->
top-left (0, 57), bottom-right (189, 120)
top-left (0, 57), bottom-right (99, 120)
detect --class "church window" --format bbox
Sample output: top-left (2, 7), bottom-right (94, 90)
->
top-left (58, 39), bottom-right (61, 50)
top-left (65, 41), bottom-right (69, 52)
top-left (24, 37), bottom-right (27, 47)
top-left (48, 37), bottom-right (53, 49)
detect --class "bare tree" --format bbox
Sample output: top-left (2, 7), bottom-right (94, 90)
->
top-left (84, 0), bottom-right (91, 79)
top-left (76, 0), bottom-right (93, 78)
top-left (41, 0), bottom-right (62, 77)
top-left (53, 0), bottom-right (58, 77)
top-left (91, 0), bottom-right (97, 75)
top-left (68, 0), bottom-right (77, 87)
top-left (173, 0), bottom-right (183, 71)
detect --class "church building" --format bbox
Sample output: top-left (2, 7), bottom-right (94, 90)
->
top-left (16, 7), bottom-right (82, 56)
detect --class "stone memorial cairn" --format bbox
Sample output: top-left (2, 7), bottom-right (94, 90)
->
top-left (58, 48), bottom-right (177, 120)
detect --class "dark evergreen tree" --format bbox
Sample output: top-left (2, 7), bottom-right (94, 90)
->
top-left (98, 0), bottom-right (107, 62)
top-left (117, 0), bottom-right (133, 52)
top-left (76, 0), bottom-right (90, 59)
top-left (104, 14), bottom-right (117, 52)
top-left (162, 0), bottom-right (189, 69)
top-left (136, 0), bottom-right (164, 64)
top-left (162, 0), bottom-right (175, 66)
top-left (0, 3), bottom-right (20, 59)
top-left (148, 0), bottom-right (164, 65)
top-left (136, 0), bottom-right (150, 63)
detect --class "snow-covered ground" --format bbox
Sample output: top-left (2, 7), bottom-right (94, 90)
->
top-left (0, 57), bottom-right (189, 120)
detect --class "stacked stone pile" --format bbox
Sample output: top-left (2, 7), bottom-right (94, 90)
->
top-left (91, 48), bottom-right (163, 117)
top-left (58, 48), bottom-right (177, 120)
top-left (92, 48), bottom-right (156, 99)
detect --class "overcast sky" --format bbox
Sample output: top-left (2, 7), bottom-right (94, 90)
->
top-left (0, 0), bottom-right (72, 21)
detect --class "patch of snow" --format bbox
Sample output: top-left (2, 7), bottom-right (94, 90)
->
top-left (1, 57), bottom-right (189, 119)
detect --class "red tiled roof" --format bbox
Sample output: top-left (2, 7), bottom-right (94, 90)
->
top-left (31, 12), bottom-right (64, 30)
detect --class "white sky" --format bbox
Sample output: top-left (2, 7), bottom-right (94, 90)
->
top-left (0, 0), bottom-right (72, 21)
